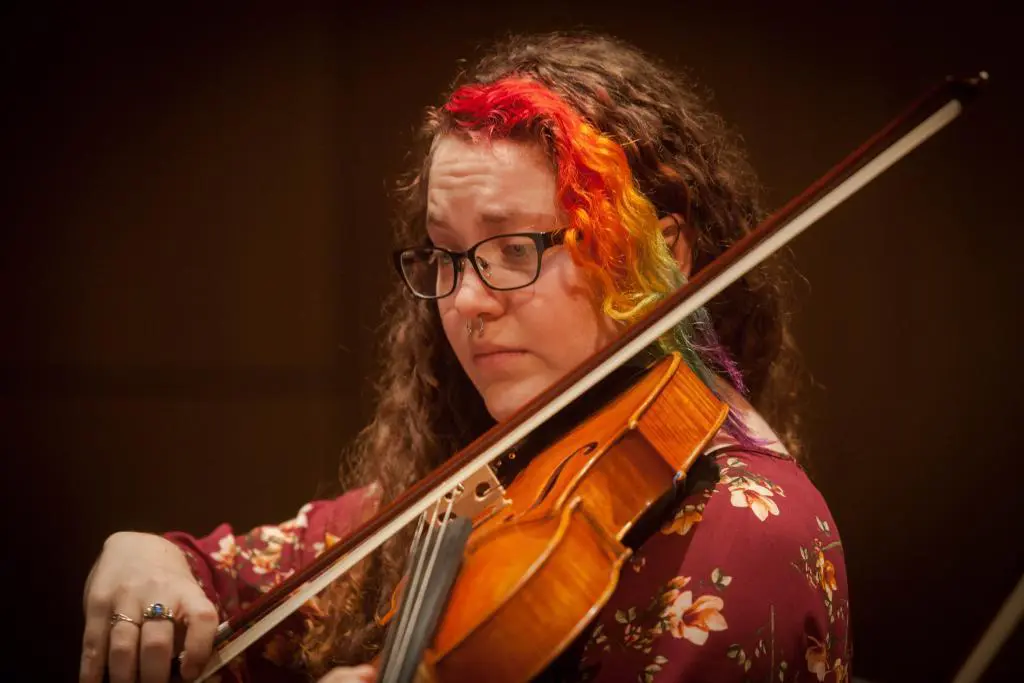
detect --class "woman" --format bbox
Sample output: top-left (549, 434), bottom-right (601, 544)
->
top-left (80, 32), bottom-right (851, 683)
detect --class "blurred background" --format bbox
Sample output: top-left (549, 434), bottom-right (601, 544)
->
top-left (2, 1), bottom-right (1020, 680)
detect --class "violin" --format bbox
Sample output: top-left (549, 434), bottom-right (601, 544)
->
top-left (188, 72), bottom-right (987, 683)
top-left (372, 351), bottom-right (727, 682)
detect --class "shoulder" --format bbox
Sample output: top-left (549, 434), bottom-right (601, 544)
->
top-left (649, 447), bottom-right (846, 604)
top-left (702, 448), bottom-right (837, 538)
top-left (653, 447), bottom-right (843, 565)
top-left (577, 449), bottom-right (852, 682)
top-left (659, 448), bottom-right (849, 633)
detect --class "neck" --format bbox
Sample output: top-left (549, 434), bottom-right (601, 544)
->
top-left (706, 374), bottom-right (788, 455)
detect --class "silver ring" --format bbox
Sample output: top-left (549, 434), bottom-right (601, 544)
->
top-left (110, 612), bottom-right (141, 627)
top-left (142, 602), bottom-right (175, 621)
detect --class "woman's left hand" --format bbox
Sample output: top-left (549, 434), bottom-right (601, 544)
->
top-left (318, 664), bottom-right (377, 682)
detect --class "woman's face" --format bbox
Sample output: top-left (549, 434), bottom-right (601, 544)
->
top-left (427, 135), bottom-right (620, 421)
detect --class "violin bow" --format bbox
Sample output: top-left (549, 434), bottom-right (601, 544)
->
top-left (193, 71), bottom-right (989, 682)
top-left (951, 571), bottom-right (1024, 683)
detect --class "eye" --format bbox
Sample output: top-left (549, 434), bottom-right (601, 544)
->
top-left (429, 251), bottom-right (453, 266)
top-left (502, 243), bottom-right (531, 259)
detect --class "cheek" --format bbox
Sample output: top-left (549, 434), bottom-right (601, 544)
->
top-left (525, 258), bottom-right (619, 364)
top-left (437, 300), bottom-right (462, 349)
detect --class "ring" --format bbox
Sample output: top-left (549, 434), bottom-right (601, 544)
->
top-left (110, 612), bottom-right (141, 627)
top-left (142, 603), bottom-right (175, 621)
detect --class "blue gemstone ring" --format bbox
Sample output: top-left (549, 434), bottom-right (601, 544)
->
top-left (142, 602), bottom-right (175, 621)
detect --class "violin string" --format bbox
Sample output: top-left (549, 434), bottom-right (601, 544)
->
top-left (391, 503), bottom-right (429, 657)
top-left (383, 491), bottom-right (454, 683)
top-left (381, 495), bottom-right (441, 683)
top-left (385, 490), bottom-right (458, 683)
top-left (404, 506), bottom-right (429, 602)
top-left (380, 497), bottom-right (437, 683)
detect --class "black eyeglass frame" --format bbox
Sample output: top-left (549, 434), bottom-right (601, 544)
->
top-left (392, 230), bottom-right (567, 300)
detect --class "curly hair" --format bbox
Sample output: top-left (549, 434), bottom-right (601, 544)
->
top-left (297, 31), bottom-right (805, 677)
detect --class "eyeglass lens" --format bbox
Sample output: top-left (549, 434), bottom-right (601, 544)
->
top-left (399, 234), bottom-right (541, 298)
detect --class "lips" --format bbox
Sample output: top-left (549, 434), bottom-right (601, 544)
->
top-left (474, 350), bottom-right (527, 360)
top-left (470, 344), bottom-right (529, 370)
top-left (470, 342), bottom-right (524, 358)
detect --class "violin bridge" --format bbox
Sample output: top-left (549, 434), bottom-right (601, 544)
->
top-left (430, 465), bottom-right (507, 527)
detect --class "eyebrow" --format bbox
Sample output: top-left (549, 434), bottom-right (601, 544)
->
top-left (427, 210), bottom-right (554, 229)
top-left (426, 212), bottom-right (514, 229)
top-left (480, 211), bottom-right (517, 225)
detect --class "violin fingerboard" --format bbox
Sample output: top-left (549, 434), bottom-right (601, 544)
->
top-left (377, 516), bottom-right (473, 683)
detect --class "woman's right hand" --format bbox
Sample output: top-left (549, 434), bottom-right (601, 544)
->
top-left (80, 531), bottom-right (220, 683)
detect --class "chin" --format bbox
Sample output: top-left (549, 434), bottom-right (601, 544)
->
top-left (481, 378), bottom-right (547, 422)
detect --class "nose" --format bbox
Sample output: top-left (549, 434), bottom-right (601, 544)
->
top-left (451, 260), bottom-right (504, 320)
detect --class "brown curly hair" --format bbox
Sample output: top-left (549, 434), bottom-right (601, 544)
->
top-left (298, 30), bottom-right (805, 676)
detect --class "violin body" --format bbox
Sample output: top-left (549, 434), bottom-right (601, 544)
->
top-left (415, 352), bottom-right (728, 682)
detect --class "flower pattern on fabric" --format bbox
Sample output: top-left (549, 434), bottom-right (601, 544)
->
top-left (662, 588), bottom-right (728, 644)
top-left (575, 448), bottom-right (851, 682)
top-left (210, 534), bottom-right (240, 576)
top-left (660, 503), bottom-right (704, 536)
top-left (728, 479), bottom-right (780, 521)
top-left (165, 490), bottom-right (380, 682)
top-left (164, 448), bottom-right (851, 682)
top-left (721, 456), bottom-right (784, 522)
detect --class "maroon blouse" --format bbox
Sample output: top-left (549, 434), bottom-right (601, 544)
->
top-left (165, 446), bottom-right (851, 682)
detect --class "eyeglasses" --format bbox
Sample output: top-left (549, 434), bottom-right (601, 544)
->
top-left (393, 219), bottom-right (682, 300)
top-left (393, 231), bottom-right (566, 300)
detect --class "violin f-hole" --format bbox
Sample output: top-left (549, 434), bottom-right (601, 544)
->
top-left (524, 441), bottom-right (598, 512)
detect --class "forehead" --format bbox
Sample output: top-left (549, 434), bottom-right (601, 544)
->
top-left (427, 136), bottom-right (557, 220)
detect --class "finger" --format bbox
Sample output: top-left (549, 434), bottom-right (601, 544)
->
top-left (319, 665), bottom-right (377, 683)
top-left (139, 614), bottom-right (176, 683)
top-left (177, 587), bottom-right (220, 680)
top-left (107, 618), bottom-right (142, 683)
top-left (79, 591), bottom-right (114, 683)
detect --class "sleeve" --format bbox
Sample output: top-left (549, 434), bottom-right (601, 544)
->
top-left (577, 453), bottom-right (852, 683)
top-left (163, 484), bottom-right (380, 623)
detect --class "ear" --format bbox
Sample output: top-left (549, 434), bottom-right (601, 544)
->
top-left (659, 213), bottom-right (697, 279)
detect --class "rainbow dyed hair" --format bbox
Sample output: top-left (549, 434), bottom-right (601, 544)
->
top-left (445, 77), bottom-right (680, 324)
top-left (441, 77), bottom-right (749, 403)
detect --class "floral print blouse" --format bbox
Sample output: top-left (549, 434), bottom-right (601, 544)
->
top-left (165, 445), bottom-right (851, 682)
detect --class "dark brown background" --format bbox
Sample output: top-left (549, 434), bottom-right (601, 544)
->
top-left (2, 2), bottom-right (1020, 681)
